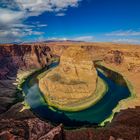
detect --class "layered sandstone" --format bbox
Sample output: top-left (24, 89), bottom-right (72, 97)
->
top-left (0, 44), bottom-right (52, 79)
top-left (0, 118), bottom-right (63, 140)
top-left (0, 44), bottom-right (53, 114)
top-left (39, 46), bottom-right (98, 109)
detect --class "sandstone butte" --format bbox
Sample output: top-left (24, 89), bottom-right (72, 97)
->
top-left (39, 46), bottom-right (106, 111)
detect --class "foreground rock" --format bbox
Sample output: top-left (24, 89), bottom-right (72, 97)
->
top-left (0, 118), bottom-right (63, 140)
top-left (39, 46), bottom-right (98, 110)
top-left (64, 106), bottom-right (140, 140)
top-left (0, 107), bottom-right (140, 140)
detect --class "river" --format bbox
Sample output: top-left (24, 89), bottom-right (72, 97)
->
top-left (22, 62), bottom-right (131, 127)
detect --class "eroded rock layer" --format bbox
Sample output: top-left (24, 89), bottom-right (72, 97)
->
top-left (0, 43), bottom-right (53, 114)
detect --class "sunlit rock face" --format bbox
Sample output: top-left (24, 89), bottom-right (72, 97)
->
top-left (39, 46), bottom-right (97, 106)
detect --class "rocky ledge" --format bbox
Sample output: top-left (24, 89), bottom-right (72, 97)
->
top-left (0, 104), bottom-right (140, 140)
top-left (0, 118), bottom-right (63, 140)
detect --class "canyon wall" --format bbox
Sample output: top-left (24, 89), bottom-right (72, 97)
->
top-left (0, 44), bottom-right (53, 79)
top-left (0, 43), bottom-right (54, 114)
top-left (0, 42), bottom-right (140, 140)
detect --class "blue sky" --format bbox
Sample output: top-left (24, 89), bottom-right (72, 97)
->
top-left (0, 0), bottom-right (140, 43)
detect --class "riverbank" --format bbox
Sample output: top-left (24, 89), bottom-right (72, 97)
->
top-left (38, 61), bottom-right (108, 112)
top-left (95, 62), bottom-right (135, 126)
top-left (19, 61), bottom-right (131, 127)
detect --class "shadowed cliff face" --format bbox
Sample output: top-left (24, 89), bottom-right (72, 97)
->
top-left (0, 44), bottom-right (54, 114)
top-left (0, 44), bottom-right (52, 79)
top-left (0, 118), bottom-right (63, 140)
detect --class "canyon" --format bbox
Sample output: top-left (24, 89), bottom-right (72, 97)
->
top-left (0, 42), bottom-right (140, 140)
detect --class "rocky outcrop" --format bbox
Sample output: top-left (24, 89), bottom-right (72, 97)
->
top-left (64, 106), bottom-right (140, 140)
top-left (0, 118), bottom-right (63, 140)
top-left (0, 43), bottom-right (54, 114)
top-left (1, 106), bottom-right (140, 140)
top-left (39, 46), bottom-right (97, 109)
top-left (38, 124), bottom-right (63, 140)
top-left (0, 101), bottom-right (63, 140)
top-left (104, 50), bottom-right (124, 65)
top-left (104, 49), bottom-right (140, 72)
top-left (0, 102), bottom-right (35, 120)
top-left (0, 44), bottom-right (52, 79)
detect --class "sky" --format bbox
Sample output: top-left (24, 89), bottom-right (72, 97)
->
top-left (0, 0), bottom-right (140, 44)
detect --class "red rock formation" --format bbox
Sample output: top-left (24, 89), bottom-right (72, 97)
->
top-left (104, 50), bottom-right (124, 65)
top-left (64, 107), bottom-right (140, 140)
top-left (1, 107), bottom-right (140, 140)
top-left (0, 44), bottom-right (52, 79)
top-left (0, 118), bottom-right (63, 140)
top-left (0, 43), bottom-right (54, 114)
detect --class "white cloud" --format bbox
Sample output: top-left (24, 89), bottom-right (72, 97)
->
top-left (0, 8), bottom-right (24, 25)
top-left (46, 37), bottom-right (67, 41)
top-left (0, 27), bottom-right (44, 43)
top-left (0, 0), bottom-right (82, 43)
top-left (37, 24), bottom-right (48, 27)
top-left (56, 13), bottom-right (66, 16)
top-left (112, 38), bottom-right (140, 44)
top-left (14, 0), bottom-right (81, 16)
top-left (0, 0), bottom-right (81, 21)
top-left (106, 29), bottom-right (140, 36)
top-left (73, 36), bottom-right (95, 41)
top-left (45, 35), bottom-right (95, 42)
